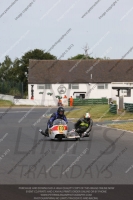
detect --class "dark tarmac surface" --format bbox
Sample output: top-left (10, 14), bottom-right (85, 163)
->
top-left (0, 108), bottom-right (133, 185)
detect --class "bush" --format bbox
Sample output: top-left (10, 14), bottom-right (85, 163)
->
top-left (9, 88), bottom-right (21, 96)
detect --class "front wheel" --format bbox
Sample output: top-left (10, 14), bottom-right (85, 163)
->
top-left (75, 138), bottom-right (80, 141)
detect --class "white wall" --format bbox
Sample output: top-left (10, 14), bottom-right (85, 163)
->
top-left (0, 94), bottom-right (14, 103)
top-left (124, 88), bottom-right (133, 103)
top-left (28, 82), bottom-right (133, 106)
top-left (28, 84), bottom-right (111, 103)
top-left (87, 83), bottom-right (112, 99)
top-left (111, 82), bottom-right (133, 103)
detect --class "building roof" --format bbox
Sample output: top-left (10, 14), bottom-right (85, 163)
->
top-left (28, 59), bottom-right (133, 84)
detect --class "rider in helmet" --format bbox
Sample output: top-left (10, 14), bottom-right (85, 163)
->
top-left (74, 113), bottom-right (93, 137)
top-left (41, 107), bottom-right (68, 136)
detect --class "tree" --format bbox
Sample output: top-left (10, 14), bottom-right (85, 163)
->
top-left (95, 56), bottom-right (110, 60)
top-left (68, 54), bottom-right (94, 60)
top-left (103, 56), bottom-right (110, 60)
top-left (0, 56), bottom-right (13, 81)
top-left (0, 49), bottom-right (57, 94)
top-left (6, 58), bottom-right (21, 82)
top-left (19, 49), bottom-right (57, 92)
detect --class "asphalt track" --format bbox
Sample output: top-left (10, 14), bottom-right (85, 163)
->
top-left (0, 107), bottom-right (133, 185)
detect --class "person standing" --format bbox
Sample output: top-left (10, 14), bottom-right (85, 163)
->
top-left (58, 99), bottom-right (63, 106)
top-left (69, 96), bottom-right (73, 106)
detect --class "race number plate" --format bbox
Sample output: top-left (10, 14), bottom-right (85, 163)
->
top-left (58, 125), bottom-right (64, 133)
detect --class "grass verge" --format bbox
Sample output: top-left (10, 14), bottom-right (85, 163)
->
top-left (108, 123), bottom-right (133, 132)
top-left (0, 100), bottom-right (13, 107)
top-left (65, 105), bottom-right (133, 122)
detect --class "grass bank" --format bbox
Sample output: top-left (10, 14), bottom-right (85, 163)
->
top-left (0, 100), bottom-right (13, 107)
top-left (65, 105), bottom-right (133, 122)
top-left (108, 123), bottom-right (133, 132)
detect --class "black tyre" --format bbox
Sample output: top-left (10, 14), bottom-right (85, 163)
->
top-left (75, 138), bottom-right (80, 141)
top-left (58, 137), bottom-right (62, 141)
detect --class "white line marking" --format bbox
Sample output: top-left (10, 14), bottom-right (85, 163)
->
top-left (0, 111), bottom-right (38, 113)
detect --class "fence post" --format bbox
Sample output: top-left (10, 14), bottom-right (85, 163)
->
top-left (22, 82), bottom-right (23, 99)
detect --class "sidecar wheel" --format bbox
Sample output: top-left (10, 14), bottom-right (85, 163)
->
top-left (75, 138), bottom-right (80, 141)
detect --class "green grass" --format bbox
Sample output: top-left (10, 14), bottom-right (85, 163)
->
top-left (108, 123), bottom-right (133, 132)
top-left (0, 100), bottom-right (13, 107)
top-left (65, 105), bottom-right (133, 122)
top-left (0, 102), bottom-right (132, 122)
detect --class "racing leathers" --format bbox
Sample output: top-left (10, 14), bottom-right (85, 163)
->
top-left (74, 117), bottom-right (93, 137)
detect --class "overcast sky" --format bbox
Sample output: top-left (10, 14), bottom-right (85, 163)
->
top-left (0, 0), bottom-right (133, 62)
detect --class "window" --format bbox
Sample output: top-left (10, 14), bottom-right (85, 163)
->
top-left (68, 84), bottom-right (71, 89)
top-left (37, 85), bottom-right (45, 89)
top-left (105, 84), bottom-right (108, 89)
top-left (97, 84), bottom-right (104, 89)
top-left (69, 84), bottom-right (79, 89)
top-left (45, 84), bottom-right (51, 89)
top-left (72, 84), bottom-right (79, 89)
top-left (121, 90), bottom-right (127, 93)
top-left (37, 84), bottom-right (51, 89)
top-left (80, 94), bottom-right (85, 99)
top-left (97, 84), bottom-right (108, 89)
